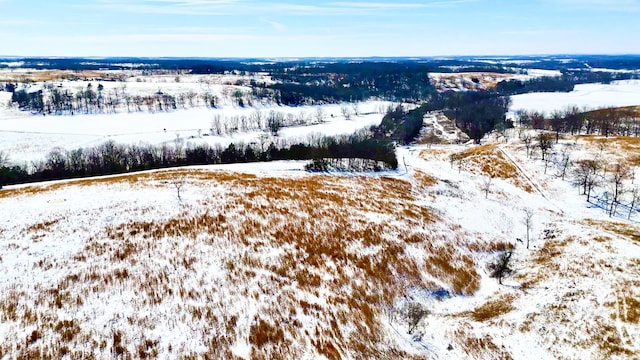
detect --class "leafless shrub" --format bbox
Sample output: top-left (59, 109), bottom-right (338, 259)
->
top-left (405, 302), bottom-right (429, 334)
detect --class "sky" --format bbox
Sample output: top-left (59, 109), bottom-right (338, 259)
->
top-left (0, 0), bottom-right (639, 58)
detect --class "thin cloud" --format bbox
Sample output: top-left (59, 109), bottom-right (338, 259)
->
top-left (260, 18), bottom-right (287, 32)
top-left (92, 0), bottom-right (239, 15)
top-left (329, 1), bottom-right (475, 9)
top-left (330, 2), bottom-right (430, 8)
top-left (0, 19), bottom-right (42, 26)
top-left (500, 29), bottom-right (580, 36)
top-left (37, 33), bottom-right (255, 44)
top-left (546, 0), bottom-right (640, 11)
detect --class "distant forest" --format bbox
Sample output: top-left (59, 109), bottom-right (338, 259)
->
top-left (0, 132), bottom-right (398, 186)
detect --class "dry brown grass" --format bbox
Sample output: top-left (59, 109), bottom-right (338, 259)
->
top-left (469, 294), bottom-right (516, 322)
top-left (418, 148), bottom-right (450, 160)
top-left (0, 169), bottom-right (259, 199)
top-left (431, 72), bottom-right (519, 90)
top-left (515, 223), bottom-right (640, 359)
top-left (0, 69), bottom-right (117, 83)
top-left (452, 144), bottom-right (533, 192)
top-left (413, 170), bottom-right (438, 188)
top-left (25, 219), bottom-right (60, 234)
top-left (578, 135), bottom-right (640, 165)
top-left (614, 285), bottom-right (640, 324)
top-left (0, 168), bottom-right (494, 359)
top-left (583, 219), bottom-right (640, 243)
top-left (453, 325), bottom-right (514, 360)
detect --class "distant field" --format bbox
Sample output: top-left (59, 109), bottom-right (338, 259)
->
top-left (0, 69), bottom-right (115, 82)
top-left (509, 80), bottom-right (640, 116)
top-left (0, 73), bottom-right (393, 165)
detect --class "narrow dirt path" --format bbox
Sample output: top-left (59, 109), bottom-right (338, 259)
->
top-left (497, 145), bottom-right (566, 215)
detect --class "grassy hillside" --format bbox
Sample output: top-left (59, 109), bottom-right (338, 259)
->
top-left (1, 131), bottom-right (640, 359)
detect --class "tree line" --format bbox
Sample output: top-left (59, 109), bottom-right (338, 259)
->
top-left (264, 62), bottom-right (438, 105)
top-left (9, 83), bottom-right (218, 115)
top-left (0, 134), bottom-right (397, 186)
top-left (497, 70), bottom-right (640, 96)
top-left (515, 106), bottom-right (640, 139)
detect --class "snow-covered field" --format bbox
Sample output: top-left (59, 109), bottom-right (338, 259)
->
top-left (0, 86), bottom-right (392, 165)
top-left (510, 80), bottom-right (640, 116)
top-left (1, 130), bottom-right (639, 359)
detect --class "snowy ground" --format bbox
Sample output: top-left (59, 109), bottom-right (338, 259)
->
top-left (1, 127), bottom-right (639, 359)
top-left (509, 80), bottom-right (640, 116)
top-left (0, 93), bottom-right (392, 165)
top-left (0, 72), bottom-right (394, 165)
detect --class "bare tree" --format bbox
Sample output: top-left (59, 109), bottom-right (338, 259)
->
top-left (523, 208), bottom-right (534, 249)
top-left (351, 102), bottom-right (360, 116)
top-left (267, 111), bottom-right (284, 136)
top-left (250, 110), bottom-right (263, 130)
top-left (481, 175), bottom-right (493, 199)
top-left (257, 132), bottom-right (271, 153)
top-left (628, 187), bottom-right (640, 220)
top-left (537, 132), bottom-right (553, 161)
top-left (340, 105), bottom-right (352, 120)
top-left (211, 114), bottom-right (224, 135)
top-left (608, 163), bottom-right (631, 217)
top-left (556, 147), bottom-right (571, 180)
top-left (522, 133), bottom-right (533, 158)
top-left (550, 110), bottom-right (565, 143)
top-left (314, 107), bottom-right (325, 123)
top-left (488, 250), bottom-right (514, 285)
top-left (174, 134), bottom-right (185, 161)
top-left (171, 176), bottom-right (186, 203)
top-left (572, 159), bottom-right (601, 203)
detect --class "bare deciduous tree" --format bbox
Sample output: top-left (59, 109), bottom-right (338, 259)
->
top-left (537, 133), bottom-right (553, 161)
top-left (351, 102), bottom-right (359, 116)
top-left (174, 134), bottom-right (184, 161)
top-left (556, 147), bottom-right (571, 180)
top-left (171, 176), bottom-right (186, 203)
top-left (211, 114), bottom-right (224, 135)
top-left (314, 107), bottom-right (325, 123)
top-left (523, 208), bottom-right (534, 249)
top-left (522, 133), bottom-right (533, 158)
top-left (481, 175), bottom-right (493, 199)
top-left (340, 105), bottom-right (352, 120)
top-left (572, 159), bottom-right (601, 202)
top-left (267, 111), bottom-right (284, 136)
top-left (250, 110), bottom-right (263, 129)
top-left (488, 250), bottom-right (514, 285)
top-left (608, 162), bottom-right (631, 217)
top-left (629, 187), bottom-right (640, 220)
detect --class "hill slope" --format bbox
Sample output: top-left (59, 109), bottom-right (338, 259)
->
top-left (1, 135), bottom-right (639, 359)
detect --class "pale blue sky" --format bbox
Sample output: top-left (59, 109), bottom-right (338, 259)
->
top-left (1, 0), bottom-right (639, 57)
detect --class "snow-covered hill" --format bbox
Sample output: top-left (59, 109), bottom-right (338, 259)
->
top-left (1, 130), bottom-right (639, 359)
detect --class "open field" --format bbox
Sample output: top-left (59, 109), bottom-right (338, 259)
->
top-left (509, 80), bottom-right (640, 117)
top-left (0, 74), bottom-right (393, 166)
